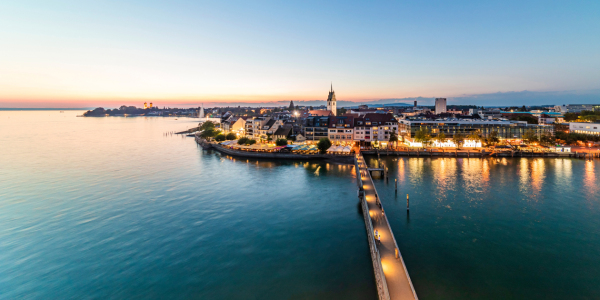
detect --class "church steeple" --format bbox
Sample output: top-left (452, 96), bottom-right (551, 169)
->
top-left (327, 84), bottom-right (337, 116)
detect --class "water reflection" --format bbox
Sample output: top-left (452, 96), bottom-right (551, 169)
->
top-left (584, 161), bottom-right (598, 199)
top-left (530, 159), bottom-right (546, 196)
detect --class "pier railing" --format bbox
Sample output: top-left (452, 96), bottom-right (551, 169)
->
top-left (364, 154), bottom-right (418, 300)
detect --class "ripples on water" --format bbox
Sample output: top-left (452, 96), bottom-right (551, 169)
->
top-left (0, 111), bottom-right (375, 300)
top-left (370, 156), bottom-right (600, 299)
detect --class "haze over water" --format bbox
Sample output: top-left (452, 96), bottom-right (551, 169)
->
top-left (1, 111), bottom-right (600, 299)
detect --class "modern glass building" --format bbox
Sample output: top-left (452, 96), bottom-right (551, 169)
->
top-left (398, 119), bottom-right (554, 139)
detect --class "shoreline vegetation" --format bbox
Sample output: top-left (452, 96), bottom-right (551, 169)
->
top-left (83, 106), bottom-right (197, 117)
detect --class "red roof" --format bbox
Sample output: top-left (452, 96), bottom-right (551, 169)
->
top-left (309, 110), bottom-right (333, 116)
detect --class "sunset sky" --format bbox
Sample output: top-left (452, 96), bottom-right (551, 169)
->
top-left (1, 0), bottom-right (599, 108)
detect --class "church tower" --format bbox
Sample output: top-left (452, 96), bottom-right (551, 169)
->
top-left (327, 83), bottom-right (337, 116)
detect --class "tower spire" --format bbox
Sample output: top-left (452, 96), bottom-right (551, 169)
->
top-left (330, 82), bottom-right (333, 92)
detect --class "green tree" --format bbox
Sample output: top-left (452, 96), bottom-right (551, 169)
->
top-left (317, 137), bottom-right (332, 154)
top-left (199, 121), bottom-right (215, 131)
top-left (200, 128), bottom-right (217, 139)
top-left (522, 129), bottom-right (539, 144)
top-left (512, 115), bottom-right (538, 124)
top-left (452, 133), bottom-right (465, 149)
top-left (246, 139), bottom-right (257, 145)
top-left (267, 133), bottom-right (273, 142)
top-left (414, 128), bottom-right (432, 147)
top-left (237, 137), bottom-right (249, 145)
top-left (540, 132), bottom-right (555, 146)
top-left (563, 112), bottom-right (579, 121)
top-left (275, 138), bottom-right (288, 146)
top-left (486, 131), bottom-right (500, 146)
top-left (214, 134), bottom-right (226, 142)
top-left (225, 133), bottom-right (237, 140)
top-left (467, 130), bottom-right (482, 148)
top-left (435, 132), bottom-right (447, 145)
top-left (337, 107), bottom-right (347, 115)
top-left (389, 131), bottom-right (398, 148)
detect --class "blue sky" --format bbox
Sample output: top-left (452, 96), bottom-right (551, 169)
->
top-left (0, 0), bottom-right (599, 107)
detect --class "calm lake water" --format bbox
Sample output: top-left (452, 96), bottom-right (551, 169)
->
top-left (366, 155), bottom-right (600, 299)
top-left (0, 111), bottom-right (375, 299)
top-left (1, 111), bottom-right (599, 299)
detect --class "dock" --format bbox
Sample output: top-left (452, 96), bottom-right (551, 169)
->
top-left (356, 154), bottom-right (418, 300)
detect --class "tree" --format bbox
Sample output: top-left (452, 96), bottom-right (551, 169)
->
top-left (452, 133), bottom-right (465, 149)
top-left (276, 138), bottom-right (288, 146)
top-left (267, 133), bottom-right (273, 142)
top-left (337, 107), bottom-right (347, 115)
top-left (486, 131), bottom-right (500, 146)
top-left (237, 137), bottom-right (249, 145)
top-left (225, 133), bottom-right (237, 140)
top-left (389, 132), bottom-right (398, 148)
top-left (200, 121), bottom-right (215, 131)
top-left (540, 132), bottom-right (555, 146)
top-left (414, 128), bottom-right (432, 147)
top-left (214, 134), bottom-right (226, 142)
top-left (511, 115), bottom-right (538, 124)
top-left (522, 129), bottom-right (539, 144)
top-left (200, 128), bottom-right (217, 139)
top-left (317, 138), bottom-right (332, 154)
top-left (563, 112), bottom-right (579, 121)
top-left (435, 132), bottom-right (446, 145)
top-left (467, 130), bottom-right (482, 148)
top-left (246, 139), bottom-right (257, 145)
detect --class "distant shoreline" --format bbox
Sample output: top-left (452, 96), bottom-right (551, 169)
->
top-left (0, 108), bottom-right (91, 111)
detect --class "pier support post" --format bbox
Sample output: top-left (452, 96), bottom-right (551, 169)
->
top-left (407, 194), bottom-right (409, 211)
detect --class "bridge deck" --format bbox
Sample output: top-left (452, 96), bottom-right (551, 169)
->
top-left (358, 155), bottom-right (417, 300)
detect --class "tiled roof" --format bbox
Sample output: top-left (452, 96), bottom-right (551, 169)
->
top-left (309, 110), bottom-right (333, 116)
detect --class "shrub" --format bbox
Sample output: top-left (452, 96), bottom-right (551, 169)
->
top-left (214, 134), bottom-right (226, 142)
top-left (317, 138), bottom-right (332, 154)
top-left (275, 138), bottom-right (288, 146)
top-left (238, 137), bottom-right (249, 145)
top-left (225, 133), bottom-right (237, 140)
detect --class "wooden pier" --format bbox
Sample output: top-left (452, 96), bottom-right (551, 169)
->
top-left (356, 154), bottom-right (418, 300)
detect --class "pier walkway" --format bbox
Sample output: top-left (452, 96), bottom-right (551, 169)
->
top-left (356, 154), bottom-right (417, 300)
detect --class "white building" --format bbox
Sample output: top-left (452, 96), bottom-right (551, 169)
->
top-left (569, 122), bottom-right (600, 136)
top-left (555, 104), bottom-right (597, 113)
top-left (435, 98), bottom-right (447, 114)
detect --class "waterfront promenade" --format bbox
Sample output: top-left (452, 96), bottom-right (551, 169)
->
top-left (357, 154), bottom-right (418, 300)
